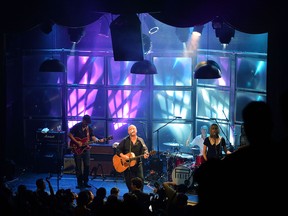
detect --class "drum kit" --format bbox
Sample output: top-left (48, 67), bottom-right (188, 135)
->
top-left (145, 142), bottom-right (206, 188)
top-left (157, 142), bottom-right (205, 188)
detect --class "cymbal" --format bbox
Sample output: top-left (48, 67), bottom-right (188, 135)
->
top-left (163, 142), bottom-right (183, 147)
top-left (170, 152), bottom-right (193, 159)
top-left (191, 145), bottom-right (200, 150)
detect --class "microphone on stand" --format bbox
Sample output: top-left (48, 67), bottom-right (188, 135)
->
top-left (174, 116), bottom-right (182, 119)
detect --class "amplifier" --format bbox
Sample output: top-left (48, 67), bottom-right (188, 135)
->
top-left (36, 131), bottom-right (66, 144)
top-left (90, 154), bottom-right (114, 176)
top-left (63, 154), bottom-right (77, 174)
top-left (90, 144), bottom-right (114, 176)
top-left (34, 143), bottom-right (65, 173)
top-left (63, 154), bottom-right (114, 176)
top-left (90, 144), bottom-right (114, 155)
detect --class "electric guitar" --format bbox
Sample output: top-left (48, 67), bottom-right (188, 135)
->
top-left (70, 135), bottom-right (113, 155)
top-left (112, 150), bottom-right (156, 173)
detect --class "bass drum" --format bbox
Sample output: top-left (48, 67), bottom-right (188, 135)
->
top-left (171, 165), bottom-right (193, 188)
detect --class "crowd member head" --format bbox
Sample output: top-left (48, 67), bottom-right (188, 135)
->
top-left (77, 190), bottom-right (94, 205)
top-left (242, 101), bottom-right (272, 146)
top-left (110, 187), bottom-right (120, 197)
top-left (35, 178), bottom-right (46, 191)
top-left (130, 177), bottom-right (143, 191)
top-left (95, 187), bottom-right (107, 200)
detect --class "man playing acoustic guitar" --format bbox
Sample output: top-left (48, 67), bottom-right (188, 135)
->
top-left (115, 124), bottom-right (150, 192)
top-left (68, 115), bottom-right (105, 189)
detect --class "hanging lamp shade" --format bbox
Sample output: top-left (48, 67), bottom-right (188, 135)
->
top-left (130, 60), bottom-right (157, 74)
top-left (39, 58), bottom-right (66, 72)
top-left (194, 60), bottom-right (221, 79)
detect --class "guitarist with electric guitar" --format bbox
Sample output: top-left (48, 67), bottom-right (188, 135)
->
top-left (114, 124), bottom-right (151, 192)
top-left (68, 115), bottom-right (107, 189)
top-left (70, 135), bottom-right (113, 155)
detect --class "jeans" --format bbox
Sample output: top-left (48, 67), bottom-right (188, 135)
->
top-left (74, 150), bottom-right (90, 185)
top-left (124, 162), bottom-right (144, 192)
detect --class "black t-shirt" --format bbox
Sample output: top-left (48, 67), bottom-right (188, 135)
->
top-left (116, 136), bottom-right (148, 163)
top-left (69, 122), bottom-right (95, 139)
top-left (203, 136), bottom-right (226, 160)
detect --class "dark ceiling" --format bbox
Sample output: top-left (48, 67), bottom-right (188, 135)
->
top-left (2, 0), bottom-right (270, 34)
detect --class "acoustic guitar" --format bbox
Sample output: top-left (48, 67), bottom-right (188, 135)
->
top-left (112, 150), bottom-right (156, 173)
top-left (70, 135), bottom-right (113, 155)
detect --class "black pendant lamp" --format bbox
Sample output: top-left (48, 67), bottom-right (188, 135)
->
top-left (39, 58), bottom-right (66, 72)
top-left (130, 60), bottom-right (157, 74)
top-left (194, 60), bottom-right (221, 79)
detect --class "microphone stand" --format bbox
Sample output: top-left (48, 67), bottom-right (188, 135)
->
top-left (140, 122), bottom-right (147, 143)
top-left (153, 117), bottom-right (179, 159)
top-left (222, 110), bottom-right (235, 149)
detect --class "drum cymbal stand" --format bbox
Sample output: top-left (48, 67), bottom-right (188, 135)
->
top-left (167, 153), bottom-right (179, 182)
top-left (163, 154), bottom-right (171, 182)
top-left (153, 117), bottom-right (181, 159)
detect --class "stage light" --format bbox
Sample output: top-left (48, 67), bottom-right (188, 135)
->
top-left (192, 25), bottom-right (204, 36)
top-left (39, 20), bottom-right (54, 34)
top-left (68, 27), bottom-right (85, 44)
top-left (212, 16), bottom-right (235, 46)
top-left (215, 24), bottom-right (235, 45)
top-left (175, 27), bottom-right (190, 43)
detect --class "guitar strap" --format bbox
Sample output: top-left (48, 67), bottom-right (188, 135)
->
top-left (128, 139), bottom-right (132, 169)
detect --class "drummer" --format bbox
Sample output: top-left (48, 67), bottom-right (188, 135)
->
top-left (186, 125), bottom-right (209, 156)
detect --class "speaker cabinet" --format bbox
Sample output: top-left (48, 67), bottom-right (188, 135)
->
top-left (63, 155), bottom-right (76, 174)
top-left (90, 144), bottom-right (114, 176)
top-left (63, 154), bottom-right (114, 176)
top-left (110, 14), bottom-right (144, 61)
top-left (90, 144), bottom-right (114, 155)
top-left (90, 154), bottom-right (114, 176)
top-left (63, 144), bottom-right (115, 176)
top-left (34, 143), bottom-right (64, 173)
